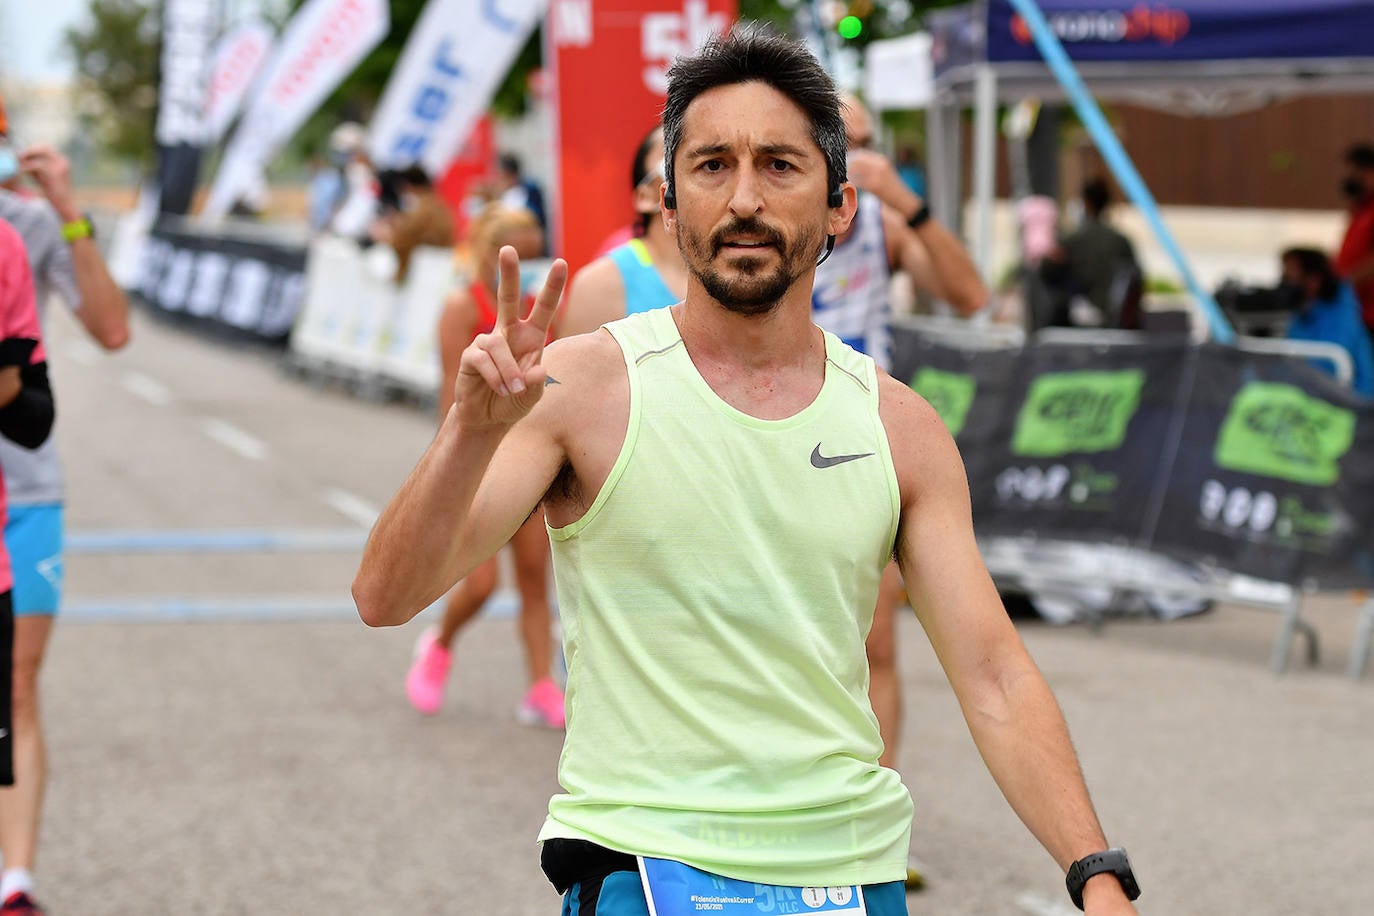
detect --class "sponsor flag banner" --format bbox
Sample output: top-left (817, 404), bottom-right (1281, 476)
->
top-left (204, 18), bottom-right (276, 143)
top-left (204, 0), bottom-right (389, 220)
top-left (550, 0), bottom-right (736, 274)
top-left (1153, 345), bottom-right (1374, 588)
top-left (368, 0), bottom-right (544, 175)
top-left (156, 0), bottom-right (221, 214)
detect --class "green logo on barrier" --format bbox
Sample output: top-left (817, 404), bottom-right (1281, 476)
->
top-left (1012, 370), bottom-right (1145, 457)
top-left (910, 368), bottom-right (976, 437)
top-left (1214, 382), bottom-right (1355, 486)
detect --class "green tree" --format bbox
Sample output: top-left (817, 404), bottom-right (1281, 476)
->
top-left (63, 0), bottom-right (161, 167)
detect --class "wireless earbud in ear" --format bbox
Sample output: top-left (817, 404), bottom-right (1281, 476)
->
top-left (817, 234), bottom-right (837, 266)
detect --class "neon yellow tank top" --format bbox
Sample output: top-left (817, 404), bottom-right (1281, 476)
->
top-left (538, 306), bottom-right (913, 886)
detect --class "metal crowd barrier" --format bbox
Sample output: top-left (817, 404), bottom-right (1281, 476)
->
top-left (904, 320), bottom-right (1373, 679)
top-left (286, 239), bottom-right (554, 403)
top-left (1034, 326), bottom-right (1355, 387)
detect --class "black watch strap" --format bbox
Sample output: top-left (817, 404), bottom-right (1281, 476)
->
top-left (1066, 847), bottom-right (1140, 910)
top-left (906, 202), bottom-right (931, 230)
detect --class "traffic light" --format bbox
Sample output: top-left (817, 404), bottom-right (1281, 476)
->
top-left (835, 0), bottom-right (874, 42)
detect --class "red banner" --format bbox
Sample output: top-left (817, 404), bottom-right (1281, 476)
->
top-left (548, 0), bottom-right (736, 275)
top-left (438, 115), bottom-right (495, 240)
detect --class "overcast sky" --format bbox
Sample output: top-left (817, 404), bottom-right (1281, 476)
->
top-left (1, 0), bottom-right (287, 84)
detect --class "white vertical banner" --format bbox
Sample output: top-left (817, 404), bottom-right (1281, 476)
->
top-left (367, 0), bottom-right (546, 175)
top-left (156, 0), bottom-right (220, 215)
top-left (203, 19), bottom-right (276, 143)
top-left (156, 0), bottom-right (219, 147)
top-left (204, 0), bottom-right (390, 220)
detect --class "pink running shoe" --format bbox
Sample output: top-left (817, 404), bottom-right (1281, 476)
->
top-left (406, 627), bottom-right (453, 715)
top-left (517, 677), bottom-right (566, 729)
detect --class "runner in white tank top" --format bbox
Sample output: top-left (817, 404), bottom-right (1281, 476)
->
top-left (812, 192), bottom-right (894, 367)
top-left (815, 95), bottom-right (993, 890)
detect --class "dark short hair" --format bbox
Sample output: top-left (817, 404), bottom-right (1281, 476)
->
top-left (660, 23), bottom-right (847, 205)
top-left (631, 125), bottom-right (663, 236)
top-left (498, 153), bottom-right (522, 176)
top-left (1282, 246), bottom-right (1340, 301)
top-left (400, 164), bottom-right (432, 189)
top-left (1082, 177), bottom-right (1112, 215)
top-left (1346, 143), bottom-right (1374, 170)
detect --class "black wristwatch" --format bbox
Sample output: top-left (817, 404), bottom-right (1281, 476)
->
top-left (1065, 847), bottom-right (1140, 910)
top-left (906, 202), bottom-right (931, 230)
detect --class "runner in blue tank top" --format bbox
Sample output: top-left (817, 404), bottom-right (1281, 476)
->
top-left (557, 127), bottom-right (688, 337)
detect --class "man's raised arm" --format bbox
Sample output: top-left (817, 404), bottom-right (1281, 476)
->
top-left (353, 248), bottom-right (568, 627)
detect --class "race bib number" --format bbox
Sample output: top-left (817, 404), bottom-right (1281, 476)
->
top-left (637, 856), bottom-right (867, 915)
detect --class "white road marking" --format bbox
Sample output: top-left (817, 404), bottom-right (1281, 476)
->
top-left (202, 419), bottom-right (268, 461)
top-left (121, 372), bottom-right (172, 406)
top-left (322, 489), bottom-right (379, 528)
top-left (64, 340), bottom-right (99, 365)
top-left (1015, 892), bottom-right (1082, 916)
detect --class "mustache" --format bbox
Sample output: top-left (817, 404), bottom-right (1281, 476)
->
top-left (711, 218), bottom-right (785, 253)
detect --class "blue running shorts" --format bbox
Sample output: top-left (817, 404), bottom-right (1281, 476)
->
top-left (5, 503), bottom-right (64, 616)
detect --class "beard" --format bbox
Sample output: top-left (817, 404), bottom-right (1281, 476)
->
top-left (677, 215), bottom-right (824, 315)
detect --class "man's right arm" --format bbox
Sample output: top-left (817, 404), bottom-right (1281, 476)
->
top-left (355, 247), bottom-right (570, 627)
top-left (352, 382), bottom-right (568, 627)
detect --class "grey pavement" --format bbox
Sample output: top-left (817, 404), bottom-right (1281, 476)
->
top-left (30, 306), bottom-right (1374, 914)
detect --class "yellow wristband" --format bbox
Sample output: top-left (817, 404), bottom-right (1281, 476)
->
top-left (61, 218), bottom-right (93, 243)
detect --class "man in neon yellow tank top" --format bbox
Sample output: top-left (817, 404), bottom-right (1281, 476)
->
top-left (355, 25), bottom-right (1140, 916)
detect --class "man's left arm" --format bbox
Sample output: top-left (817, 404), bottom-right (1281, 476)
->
top-left (883, 378), bottom-right (1136, 914)
top-left (847, 148), bottom-right (987, 317)
top-left (20, 144), bottom-right (129, 350)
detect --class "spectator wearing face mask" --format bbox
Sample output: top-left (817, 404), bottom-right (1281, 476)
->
top-left (1281, 246), bottom-right (1374, 397)
top-left (1333, 143), bottom-right (1374, 334)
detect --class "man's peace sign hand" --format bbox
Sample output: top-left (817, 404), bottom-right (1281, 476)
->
top-left (455, 246), bottom-right (567, 430)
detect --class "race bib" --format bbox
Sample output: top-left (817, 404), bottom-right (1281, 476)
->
top-left (637, 856), bottom-right (867, 915)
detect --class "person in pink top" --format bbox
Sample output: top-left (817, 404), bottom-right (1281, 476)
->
top-left (0, 219), bottom-right (55, 896)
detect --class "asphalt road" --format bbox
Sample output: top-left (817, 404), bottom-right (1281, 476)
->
top-left (29, 305), bottom-right (1374, 915)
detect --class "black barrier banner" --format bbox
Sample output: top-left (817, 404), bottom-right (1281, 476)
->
top-left (889, 326), bottom-right (1374, 589)
top-left (892, 331), bottom-right (1017, 490)
top-left (139, 223), bottom-right (306, 343)
top-left (970, 342), bottom-right (1190, 545)
top-left (1153, 345), bottom-right (1374, 588)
